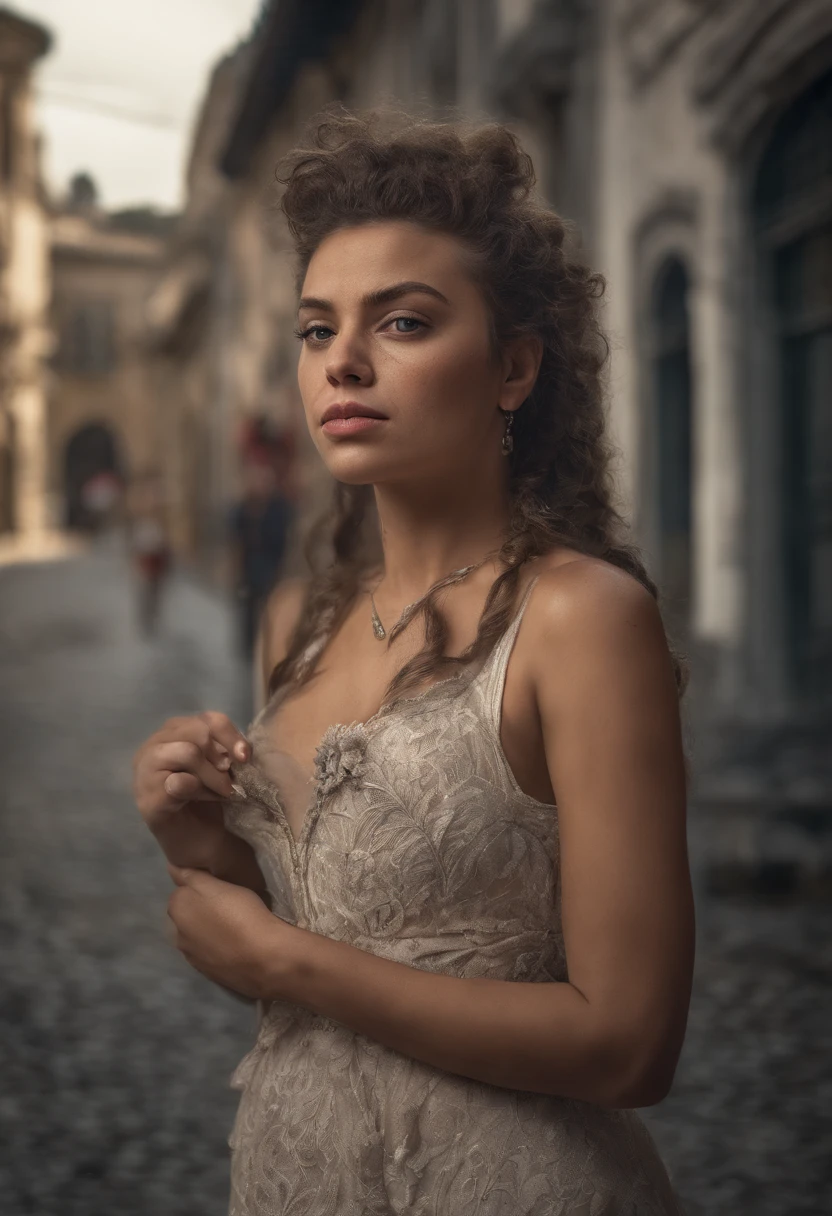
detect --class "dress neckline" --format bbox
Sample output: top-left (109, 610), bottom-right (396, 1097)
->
top-left (234, 573), bottom-right (543, 852)
top-left (239, 665), bottom-right (480, 852)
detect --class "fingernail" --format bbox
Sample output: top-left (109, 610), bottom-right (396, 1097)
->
top-left (235, 742), bottom-right (248, 760)
top-left (217, 754), bottom-right (230, 770)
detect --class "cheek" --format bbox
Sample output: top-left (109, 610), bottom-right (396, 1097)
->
top-left (406, 338), bottom-right (496, 431)
top-left (296, 358), bottom-right (321, 433)
top-left (296, 355), bottom-right (313, 408)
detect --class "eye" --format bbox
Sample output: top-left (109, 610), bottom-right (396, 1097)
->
top-left (294, 325), bottom-right (333, 344)
top-left (387, 316), bottom-right (424, 334)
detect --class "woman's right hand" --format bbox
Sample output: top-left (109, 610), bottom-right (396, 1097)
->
top-left (133, 711), bottom-right (249, 830)
top-left (132, 712), bottom-right (261, 882)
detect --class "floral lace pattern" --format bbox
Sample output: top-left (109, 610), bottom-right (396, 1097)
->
top-left (312, 722), bottom-right (369, 801)
top-left (220, 578), bottom-right (685, 1215)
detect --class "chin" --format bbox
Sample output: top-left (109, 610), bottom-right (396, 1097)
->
top-left (319, 448), bottom-right (408, 487)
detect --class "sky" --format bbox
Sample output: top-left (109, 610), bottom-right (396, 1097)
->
top-left (21, 0), bottom-right (263, 211)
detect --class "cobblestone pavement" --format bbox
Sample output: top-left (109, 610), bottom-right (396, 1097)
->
top-left (1, 540), bottom-right (830, 1216)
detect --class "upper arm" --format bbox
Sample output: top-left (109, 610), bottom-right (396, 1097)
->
top-left (252, 578), bottom-right (309, 713)
top-left (530, 562), bottom-right (694, 1094)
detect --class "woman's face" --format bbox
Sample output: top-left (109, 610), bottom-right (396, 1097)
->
top-left (295, 220), bottom-right (529, 489)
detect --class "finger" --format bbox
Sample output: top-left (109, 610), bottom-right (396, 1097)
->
top-left (155, 741), bottom-right (235, 798)
top-left (167, 862), bottom-right (223, 894)
top-left (199, 712), bottom-right (251, 763)
top-left (167, 863), bottom-right (194, 885)
top-left (155, 717), bottom-right (239, 763)
top-left (208, 736), bottom-right (232, 772)
top-left (140, 718), bottom-right (249, 779)
top-left (161, 771), bottom-right (225, 804)
top-left (158, 716), bottom-right (212, 746)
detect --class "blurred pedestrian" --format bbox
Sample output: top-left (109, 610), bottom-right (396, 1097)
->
top-left (228, 462), bottom-right (294, 660)
top-left (128, 471), bottom-right (171, 637)
top-left (80, 468), bottom-right (122, 533)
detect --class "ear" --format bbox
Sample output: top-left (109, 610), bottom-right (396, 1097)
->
top-left (498, 335), bottom-right (543, 413)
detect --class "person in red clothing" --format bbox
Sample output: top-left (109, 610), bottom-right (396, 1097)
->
top-left (128, 471), bottom-right (172, 637)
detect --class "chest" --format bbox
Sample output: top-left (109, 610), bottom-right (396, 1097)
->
top-left (228, 690), bottom-right (561, 980)
top-left (256, 654), bottom-right (554, 848)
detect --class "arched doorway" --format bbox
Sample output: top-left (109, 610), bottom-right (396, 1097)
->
top-left (754, 70), bottom-right (832, 705)
top-left (651, 256), bottom-right (693, 641)
top-left (64, 422), bottom-right (122, 530)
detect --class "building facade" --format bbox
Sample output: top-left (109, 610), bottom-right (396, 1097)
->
top-left (146, 43), bottom-right (269, 578)
top-left (154, 0), bottom-right (831, 814)
top-left (0, 7), bottom-right (51, 541)
top-left (577, 0), bottom-right (832, 813)
top-left (49, 202), bottom-right (165, 529)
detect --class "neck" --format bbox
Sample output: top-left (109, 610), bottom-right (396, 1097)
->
top-left (371, 474), bottom-right (511, 603)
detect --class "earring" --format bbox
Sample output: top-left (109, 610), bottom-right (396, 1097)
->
top-left (501, 410), bottom-right (515, 457)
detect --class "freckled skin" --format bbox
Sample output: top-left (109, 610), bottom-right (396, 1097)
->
top-left (296, 221), bottom-right (521, 494)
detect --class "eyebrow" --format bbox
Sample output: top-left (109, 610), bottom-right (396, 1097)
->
top-left (297, 280), bottom-right (450, 313)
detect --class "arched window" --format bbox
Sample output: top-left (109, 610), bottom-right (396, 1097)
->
top-left (651, 256), bottom-right (693, 638)
top-left (754, 70), bottom-right (832, 703)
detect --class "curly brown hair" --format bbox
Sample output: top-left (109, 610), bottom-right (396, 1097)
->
top-left (268, 105), bottom-right (689, 704)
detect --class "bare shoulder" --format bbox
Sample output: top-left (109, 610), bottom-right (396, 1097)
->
top-left (523, 554), bottom-right (686, 826)
top-left (528, 552), bottom-right (664, 635)
top-left (523, 553), bottom-right (674, 695)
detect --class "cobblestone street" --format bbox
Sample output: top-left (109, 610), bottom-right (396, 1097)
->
top-left (0, 542), bottom-right (830, 1215)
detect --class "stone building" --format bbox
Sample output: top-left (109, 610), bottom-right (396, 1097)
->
top-left (146, 44), bottom-right (259, 578)
top-left (155, 0), bottom-right (831, 817)
top-left (49, 190), bottom-right (166, 529)
top-left (0, 6), bottom-right (51, 541)
top-left (0, 11), bottom-right (169, 546)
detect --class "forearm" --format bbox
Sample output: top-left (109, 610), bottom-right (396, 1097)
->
top-left (207, 836), bottom-right (270, 899)
top-left (268, 928), bottom-right (642, 1106)
top-left (153, 818), bottom-right (269, 898)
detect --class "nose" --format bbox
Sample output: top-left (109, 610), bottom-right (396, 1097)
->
top-left (324, 329), bottom-right (375, 388)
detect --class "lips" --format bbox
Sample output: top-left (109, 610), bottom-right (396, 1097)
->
top-left (320, 402), bottom-right (388, 424)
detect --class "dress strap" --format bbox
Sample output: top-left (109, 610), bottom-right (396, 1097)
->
top-left (481, 574), bottom-right (541, 727)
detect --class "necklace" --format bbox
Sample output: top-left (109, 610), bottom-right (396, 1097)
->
top-left (368, 562), bottom-right (481, 641)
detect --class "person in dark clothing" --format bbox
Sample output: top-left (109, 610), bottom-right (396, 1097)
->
top-left (229, 463), bottom-right (294, 660)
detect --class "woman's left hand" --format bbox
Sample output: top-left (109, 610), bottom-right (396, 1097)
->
top-left (166, 864), bottom-right (292, 999)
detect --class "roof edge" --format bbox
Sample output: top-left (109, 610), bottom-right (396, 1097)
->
top-left (218, 0), bottom-right (362, 180)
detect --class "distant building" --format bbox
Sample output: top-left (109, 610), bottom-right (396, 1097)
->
top-left (49, 184), bottom-right (166, 529)
top-left (145, 45), bottom-right (256, 579)
top-left (154, 0), bottom-right (831, 816)
top-left (0, 6), bottom-right (52, 540)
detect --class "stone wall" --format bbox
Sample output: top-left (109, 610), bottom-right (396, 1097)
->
top-left (0, 8), bottom-right (52, 541)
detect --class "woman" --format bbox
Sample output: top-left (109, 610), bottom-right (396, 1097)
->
top-left (132, 109), bottom-right (694, 1215)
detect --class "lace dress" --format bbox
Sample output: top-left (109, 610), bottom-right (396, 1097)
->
top-left (221, 577), bottom-right (684, 1215)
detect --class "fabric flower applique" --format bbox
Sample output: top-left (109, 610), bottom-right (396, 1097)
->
top-left (313, 722), bottom-right (369, 801)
